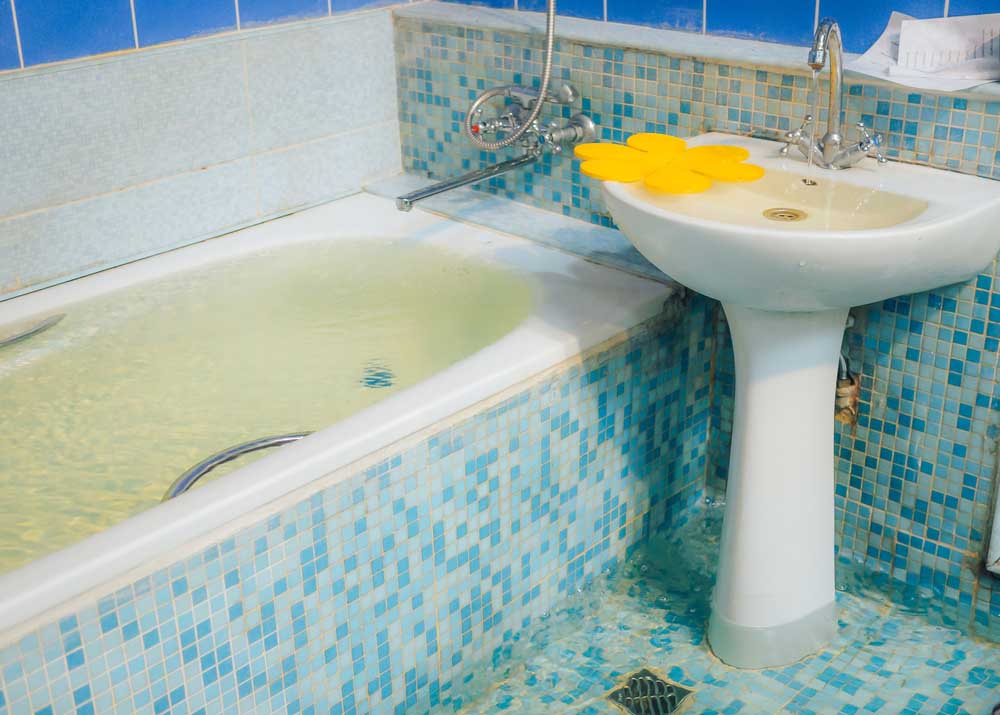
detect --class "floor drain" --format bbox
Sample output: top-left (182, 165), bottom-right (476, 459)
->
top-left (763, 207), bottom-right (808, 222)
top-left (608, 669), bottom-right (693, 715)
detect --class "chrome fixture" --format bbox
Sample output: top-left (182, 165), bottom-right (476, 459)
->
top-left (781, 18), bottom-right (887, 170)
top-left (396, 151), bottom-right (540, 212)
top-left (395, 0), bottom-right (597, 211)
top-left (0, 313), bottom-right (64, 350)
top-left (395, 113), bottom-right (595, 212)
top-left (163, 432), bottom-right (311, 500)
top-left (463, 0), bottom-right (559, 151)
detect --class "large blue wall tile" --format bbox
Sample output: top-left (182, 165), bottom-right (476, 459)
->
top-left (239, 0), bottom-right (328, 27)
top-left (521, 0), bottom-right (602, 19)
top-left (453, 0), bottom-right (516, 8)
top-left (608, 0), bottom-right (702, 31)
top-left (819, 0), bottom-right (945, 53)
top-left (706, 0), bottom-right (815, 46)
top-left (134, 0), bottom-right (236, 46)
top-left (16, 0), bottom-right (134, 65)
top-left (949, 0), bottom-right (1000, 15)
top-left (0, 0), bottom-right (19, 69)
top-left (330, 0), bottom-right (396, 13)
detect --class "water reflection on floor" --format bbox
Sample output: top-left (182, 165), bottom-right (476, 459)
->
top-left (445, 504), bottom-right (1000, 714)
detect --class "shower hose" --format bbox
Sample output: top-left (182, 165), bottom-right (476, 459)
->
top-left (463, 0), bottom-right (557, 150)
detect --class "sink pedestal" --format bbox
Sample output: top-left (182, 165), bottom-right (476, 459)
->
top-left (707, 304), bottom-right (847, 668)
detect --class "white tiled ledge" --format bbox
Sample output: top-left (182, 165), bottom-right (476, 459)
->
top-left (395, 1), bottom-right (1000, 99)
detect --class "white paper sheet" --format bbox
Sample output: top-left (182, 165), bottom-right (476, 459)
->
top-left (845, 11), bottom-right (1000, 92)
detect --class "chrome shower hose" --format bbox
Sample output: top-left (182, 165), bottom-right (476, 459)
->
top-left (463, 0), bottom-right (557, 150)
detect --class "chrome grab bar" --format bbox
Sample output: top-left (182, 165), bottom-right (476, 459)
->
top-left (0, 313), bottom-right (65, 350)
top-left (163, 432), bottom-right (312, 500)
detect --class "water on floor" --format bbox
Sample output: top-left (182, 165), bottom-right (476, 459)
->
top-left (0, 239), bottom-right (533, 573)
top-left (447, 504), bottom-right (1000, 714)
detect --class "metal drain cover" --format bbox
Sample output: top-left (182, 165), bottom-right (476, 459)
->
top-left (608, 669), bottom-right (693, 715)
top-left (763, 207), bottom-right (807, 222)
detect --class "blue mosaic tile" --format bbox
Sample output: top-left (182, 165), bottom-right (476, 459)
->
top-left (450, 509), bottom-right (1000, 714)
top-left (0, 303), bottom-right (716, 715)
top-left (394, 17), bottom-right (1000, 640)
top-left (395, 17), bottom-right (1000, 233)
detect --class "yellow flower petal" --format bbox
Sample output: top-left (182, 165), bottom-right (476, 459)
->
top-left (644, 167), bottom-right (713, 194)
top-left (580, 158), bottom-right (654, 183)
top-left (690, 160), bottom-right (766, 182)
top-left (626, 133), bottom-right (686, 159)
top-left (681, 145), bottom-right (751, 164)
top-left (574, 143), bottom-right (647, 161)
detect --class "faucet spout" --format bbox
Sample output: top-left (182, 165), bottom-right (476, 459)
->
top-left (809, 18), bottom-right (844, 164)
top-left (395, 150), bottom-right (541, 212)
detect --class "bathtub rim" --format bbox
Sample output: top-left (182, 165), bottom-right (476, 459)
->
top-left (0, 192), bottom-right (676, 639)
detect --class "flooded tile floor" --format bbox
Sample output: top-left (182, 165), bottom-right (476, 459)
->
top-left (447, 505), bottom-right (1000, 715)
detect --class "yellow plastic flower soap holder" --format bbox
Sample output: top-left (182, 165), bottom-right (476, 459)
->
top-left (573, 133), bottom-right (765, 194)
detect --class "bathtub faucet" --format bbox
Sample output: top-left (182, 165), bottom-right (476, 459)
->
top-left (395, 111), bottom-right (595, 212)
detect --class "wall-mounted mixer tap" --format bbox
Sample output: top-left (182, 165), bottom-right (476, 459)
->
top-left (780, 18), bottom-right (887, 170)
top-left (395, 0), bottom-right (598, 212)
top-left (467, 82), bottom-right (595, 155)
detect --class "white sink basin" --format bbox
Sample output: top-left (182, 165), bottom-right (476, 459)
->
top-left (604, 133), bottom-right (1000, 312)
top-left (601, 133), bottom-right (1000, 669)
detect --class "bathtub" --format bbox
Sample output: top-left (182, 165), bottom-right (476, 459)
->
top-left (0, 192), bottom-right (673, 636)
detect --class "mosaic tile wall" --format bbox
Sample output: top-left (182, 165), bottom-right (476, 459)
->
top-left (396, 17), bottom-right (1000, 230)
top-left (394, 14), bottom-right (1000, 638)
top-left (0, 303), bottom-right (718, 715)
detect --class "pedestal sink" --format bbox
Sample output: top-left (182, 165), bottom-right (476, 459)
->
top-left (602, 132), bottom-right (1000, 668)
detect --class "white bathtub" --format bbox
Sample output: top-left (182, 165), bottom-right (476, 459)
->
top-left (0, 192), bottom-right (673, 634)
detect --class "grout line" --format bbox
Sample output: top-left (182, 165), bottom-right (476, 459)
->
top-left (129, 0), bottom-right (139, 48)
top-left (235, 0), bottom-right (242, 31)
top-left (8, 0), bottom-right (23, 68)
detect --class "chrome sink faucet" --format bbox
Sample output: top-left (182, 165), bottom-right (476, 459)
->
top-left (781, 18), bottom-right (887, 169)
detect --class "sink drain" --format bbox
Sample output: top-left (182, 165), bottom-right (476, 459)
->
top-left (763, 207), bottom-right (808, 222)
top-left (608, 669), bottom-right (693, 715)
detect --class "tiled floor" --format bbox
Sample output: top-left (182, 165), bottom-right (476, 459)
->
top-left (445, 506), bottom-right (1000, 715)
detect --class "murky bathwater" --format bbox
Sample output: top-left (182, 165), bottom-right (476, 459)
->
top-left (0, 239), bottom-right (533, 573)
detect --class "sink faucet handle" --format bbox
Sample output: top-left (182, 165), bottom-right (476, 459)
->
top-left (780, 114), bottom-right (813, 155)
top-left (856, 121), bottom-right (887, 164)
